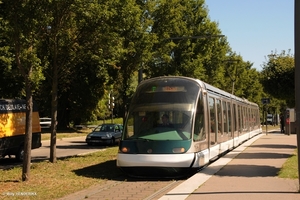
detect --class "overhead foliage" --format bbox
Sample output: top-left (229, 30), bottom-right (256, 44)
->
top-left (0, 0), bottom-right (267, 126)
top-left (261, 50), bottom-right (294, 107)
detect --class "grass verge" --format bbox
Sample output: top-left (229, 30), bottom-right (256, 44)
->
top-left (278, 149), bottom-right (299, 179)
top-left (0, 147), bottom-right (122, 200)
top-left (41, 132), bottom-right (89, 141)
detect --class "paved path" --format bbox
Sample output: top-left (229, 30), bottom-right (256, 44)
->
top-left (160, 131), bottom-right (299, 200)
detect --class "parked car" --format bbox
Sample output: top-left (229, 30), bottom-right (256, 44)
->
top-left (40, 117), bottom-right (51, 129)
top-left (85, 124), bottom-right (123, 146)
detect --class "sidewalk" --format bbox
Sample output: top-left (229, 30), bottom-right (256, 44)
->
top-left (159, 130), bottom-right (299, 200)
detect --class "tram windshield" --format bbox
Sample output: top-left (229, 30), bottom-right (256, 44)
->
top-left (123, 77), bottom-right (200, 141)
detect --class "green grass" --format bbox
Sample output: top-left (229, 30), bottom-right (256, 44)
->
top-left (84, 118), bottom-right (123, 126)
top-left (278, 149), bottom-right (299, 179)
top-left (41, 127), bottom-right (90, 140)
top-left (40, 117), bottom-right (124, 141)
top-left (0, 147), bottom-right (122, 200)
top-left (41, 132), bottom-right (89, 141)
top-left (1, 121), bottom-right (125, 199)
top-left (261, 124), bottom-right (280, 131)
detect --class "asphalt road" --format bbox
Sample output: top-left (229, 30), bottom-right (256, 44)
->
top-left (31, 136), bottom-right (106, 160)
top-left (0, 136), bottom-right (107, 169)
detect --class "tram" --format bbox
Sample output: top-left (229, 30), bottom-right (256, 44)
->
top-left (117, 76), bottom-right (262, 178)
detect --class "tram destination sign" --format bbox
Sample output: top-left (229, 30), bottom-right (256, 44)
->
top-left (261, 98), bottom-right (270, 104)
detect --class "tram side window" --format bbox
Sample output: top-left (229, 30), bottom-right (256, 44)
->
top-left (250, 109), bottom-right (253, 130)
top-left (216, 99), bottom-right (222, 134)
top-left (233, 104), bottom-right (237, 132)
top-left (255, 109), bottom-right (259, 128)
top-left (222, 101), bottom-right (228, 134)
top-left (209, 97), bottom-right (217, 134)
top-left (227, 102), bottom-right (232, 134)
top-left (238, 105), bottom-right (242, 133)
top-left (242, 106), bottom-right (247, 133)
top-left (209, 97), bottom-right (217, 145)
top-left (246, 107), bottom-right (249, 131)
top-left (251, 108), bottom-right (255, 129)
top-left (194, 96), bottom-right (205, 141)
top-left (250, 108), bottom-right (253, 129)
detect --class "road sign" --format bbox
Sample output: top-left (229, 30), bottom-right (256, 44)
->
top-left (261, 98), bottom-right (270, 104)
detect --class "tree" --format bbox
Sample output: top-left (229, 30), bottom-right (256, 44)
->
top-left (105, 0), bottom-right (156, 122)
top-left (35, 0), bottom-right (125, 162)
top-left (39, 0), bottom-right (77, 163)
top-left (261, 50), bottom-right (295, 107)
top-left (1, 0), bottom-right (46, 181)
top-left (147, 0), bottom-right (229, 82)
top-left (0, 35), bottom-right (24, 98)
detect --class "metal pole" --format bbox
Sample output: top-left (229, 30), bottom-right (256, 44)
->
top-left (225, 59), bottom-right (239, 95)
top-left (138, 68), bottom-right (143, 83)
top-left (265, 106), bottom-right (268, 135)
top-left (294, 0), bottom-right (300, 189)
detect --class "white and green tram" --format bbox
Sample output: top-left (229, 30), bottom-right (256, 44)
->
top-left (117, 76), bottom-right (262, 178)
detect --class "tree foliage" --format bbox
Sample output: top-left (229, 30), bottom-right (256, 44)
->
top-left (261, 50), bottom-right (294, 107)
top-left (0, 0), bottom-right (269, 128)
top-left (1, 0), bottom-right (48, 180)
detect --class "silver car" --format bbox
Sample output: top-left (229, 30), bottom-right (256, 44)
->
top-left (85, 124), bottom-right (123, 146)
top-left (40, 117), bottom-right (51, 129)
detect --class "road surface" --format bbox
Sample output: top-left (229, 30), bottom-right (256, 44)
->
top-left (31, 136), bottom-right (106, 160)
top-left (0, 136), bottom-right (106, 169)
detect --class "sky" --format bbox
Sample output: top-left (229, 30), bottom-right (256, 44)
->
top-left (205, 0), bottom-right (294, 71)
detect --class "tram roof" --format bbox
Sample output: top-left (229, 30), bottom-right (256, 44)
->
top-left (201, 81), bottom-right (257, 106)
top-left (139, 76), bottom-right (258, 107)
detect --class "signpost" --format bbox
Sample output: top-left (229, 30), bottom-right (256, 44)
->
top-left (108, 92), bottom-right (115, 123)
top-left (261, 98), bottom-right (270, 135)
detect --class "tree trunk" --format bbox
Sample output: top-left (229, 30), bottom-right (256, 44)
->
top-left (14, 38), bottom-right (34, 182)
top-left (50, 36), bottom-right (58, 163)
top-left (22, 79), bottom-right (33, 181)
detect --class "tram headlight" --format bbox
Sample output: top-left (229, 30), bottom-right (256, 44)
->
top-left (172, 147), bottom-right (185, 153)
top-left (120, 146), bottom-right (130, 153)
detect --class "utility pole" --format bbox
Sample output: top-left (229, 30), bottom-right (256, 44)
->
top-left (261, 98), bottom-right (270, 135)
top-left (225, 59), bottom-right (239, 95)
top-left (294, 0), bottom-right (300, 189)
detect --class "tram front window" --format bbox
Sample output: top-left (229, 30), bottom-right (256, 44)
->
top-left (123, 77), bottom-right (200, 142)
top-left (124, 109), bottom-right (192, 141)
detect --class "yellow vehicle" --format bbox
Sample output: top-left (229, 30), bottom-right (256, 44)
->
top-left (0, 99), bottom-right (41, 161)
